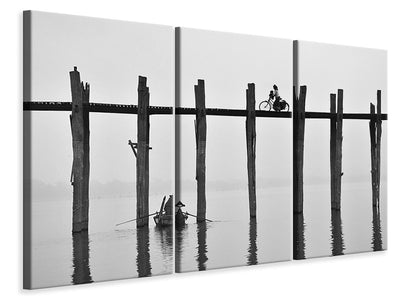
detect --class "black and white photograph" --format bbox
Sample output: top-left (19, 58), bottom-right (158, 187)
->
top-left (175, 28), bottom-right (293, 272)
top-left (293, 41), bottom-right (387, 259)
top-left (23, 11), bottom-right (174, 288)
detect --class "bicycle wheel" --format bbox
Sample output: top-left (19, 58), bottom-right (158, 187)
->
top-left (258, 100), bottom-right (272, 111)
top-left (283, 101), bottom-right (290, 112)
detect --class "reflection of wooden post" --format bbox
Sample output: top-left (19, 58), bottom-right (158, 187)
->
top-left (137, 76), bottom-right (150, 227)
top-left (197, 222), bottom-right (208, 271)
top-left (335, 90), bottom-right (343, 210)
top-left (330, 90), bottom-right (343, 210)
top-left (246, 83), bottom-right (256, 218)
top-left (195, 79), bottom-right (207, 223)
top-left (247, 218), bottom-right (258, 265)
top-left (72, 231), bottom-right (92, 284)
top-left (330, 209), bottom-right (344, 256)
top-left (370, 91), bottom-right (382, 208)
top-left (136, 227), bottom-right (151, 277)
top-left (293, 213), bottom-right (305, 260)
top-left (70, 67), bottom-right (90, 233)
top-left (293, 86), bottom-right (306, 213)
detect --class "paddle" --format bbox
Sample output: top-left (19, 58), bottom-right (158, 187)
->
top-left (185, 211), bottom-right (213, 222)
top-left (116, 212), bottom-right (158, 226)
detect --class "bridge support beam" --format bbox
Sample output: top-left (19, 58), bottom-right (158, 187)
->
top-left (330, 90), bottom-right (343, 210)
top-left (246, 83), bottom-right (256, 219)
top-left (195, 79), bottom-right (207, 223)
top-left (70, 67), bottom-right (90, 233)
top-left (370, 91), bottom-right (382, 208)
top-left (293, 86), bottom-right (307, 214)
top-left (136, 76), bottom-right (150, 227)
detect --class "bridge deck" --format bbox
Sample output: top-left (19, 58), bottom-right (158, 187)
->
top-left (23, 101), bottom-right (387, 120)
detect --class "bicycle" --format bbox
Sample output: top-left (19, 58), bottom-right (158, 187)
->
top-left (258, 98), bottom-right (290, 112)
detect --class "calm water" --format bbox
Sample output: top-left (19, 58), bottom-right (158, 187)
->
top-left (294, 181), bottom-right (387, 259)
top-left (175, 187), bottom-right (292, 272)
top-left (31, 196), bottom-right (173, 289)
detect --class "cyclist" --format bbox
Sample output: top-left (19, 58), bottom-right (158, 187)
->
top-left (272, 84), bottom-right (282, 111)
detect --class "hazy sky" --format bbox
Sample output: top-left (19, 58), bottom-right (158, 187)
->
top-left (297, 41), bottom-right (387, 184)
top-left (28, 12), bottom-right (174, 195)
top-left (178, 28), bottom-right (293, 193)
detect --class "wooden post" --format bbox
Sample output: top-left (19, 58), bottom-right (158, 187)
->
top-left (335, 90), bottom-right (343, 210)
top-left (246, 83), bottom-right (257, 218)
top-left (70, 67), bottom-right (90, 233)
top-left (293, 86), bottom-right (307, 213)
top-left (136, 76), bottom-right (150, 227)
top-left (330, 94), bottom-right (337, 209)
top-left (376, 91), bottom-right (382, 207)
top-left (195, 79), bottom-right (207, 223)
top-left (369, 93), bottom-right (382, 208)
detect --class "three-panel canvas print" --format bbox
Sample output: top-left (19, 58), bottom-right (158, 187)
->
top-left (23, 11), bottom-right (387, 289)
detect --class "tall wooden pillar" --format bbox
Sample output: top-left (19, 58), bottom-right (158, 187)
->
top-left (246, 83), bottom-right (256, 218)
top-left (70, 66), bottom-right (90, 233)
top-left (195, 79), bottom-right (207, 223)
top-left (370, 91), bottom-right (382, 208)
top-left (293, 86), bottom-right (307, 213)
top-left (330, 90), bottom-right (343, 210)
top-left (136, 76), bottom-right (150, 227)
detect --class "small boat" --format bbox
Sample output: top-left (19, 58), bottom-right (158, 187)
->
top-left (175, 200), bottom-right (188, 228)
top-left (153, 195), bottom-right (173, 227)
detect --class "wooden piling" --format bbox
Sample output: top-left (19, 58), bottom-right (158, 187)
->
top-left (136, 76), bottom-right (150, 227)
top-left (330, 94), bottom-right (337, 209)
top-left (246, 83), bottom-right (256, 218)
top-left (376, 91), bottom-right (382, 207)
top-left (335, 90), bottom-right (343, 210)
top-left (195, 80), bottom-right (207, 223)
top-left (293, 86), bottom-right (307, 213)
top-left (369, 91), bottom-right (382, 208)
top-left (70, 67), bottom-right (90, 233)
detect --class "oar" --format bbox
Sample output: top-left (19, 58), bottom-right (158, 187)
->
top-left (185, 211), bottom-right (213, 222)
top-left (116, 212), bottom-right (157, 226)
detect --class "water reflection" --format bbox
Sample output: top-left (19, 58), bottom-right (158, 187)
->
top-left (372, 207), bottom-right (382, 251)
top-left (154, 225), bottom-right (173, 273)
top-left (330, 210), bottom-right (345, 256)
top-left (175, 225), bottom-right (186, 272)
top-left (293, 213), bottom-right (305, 260)
top-left (247, 219), bottom-right (258, 265)
top-left (136, 227), bottom-right (152, 277)
top-left (72, 231), bottom-right (93, 285)
top-left (196, 222), bottom-right (208, 271)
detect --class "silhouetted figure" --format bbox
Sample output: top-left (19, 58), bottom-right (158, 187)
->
top-left (330, 209), bottom-right (345, 256)
top-left (272, 84), bottom-right (282, 111)
top-left (293, 213), bottom-right (306, 260)
top-left (72, 231), bottom-right (93, 285)
top-left (247, 219), bottom-right (258, 265)
top-left (196, 222), bottom-right (208, 271)
top-left (372, 206), bottom-right (383, 251)
top-left (136, 227), bottom-right (152, 277)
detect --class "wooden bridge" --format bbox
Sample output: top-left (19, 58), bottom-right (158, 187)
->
top-left (24, 67), bottom-right (387, 231)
